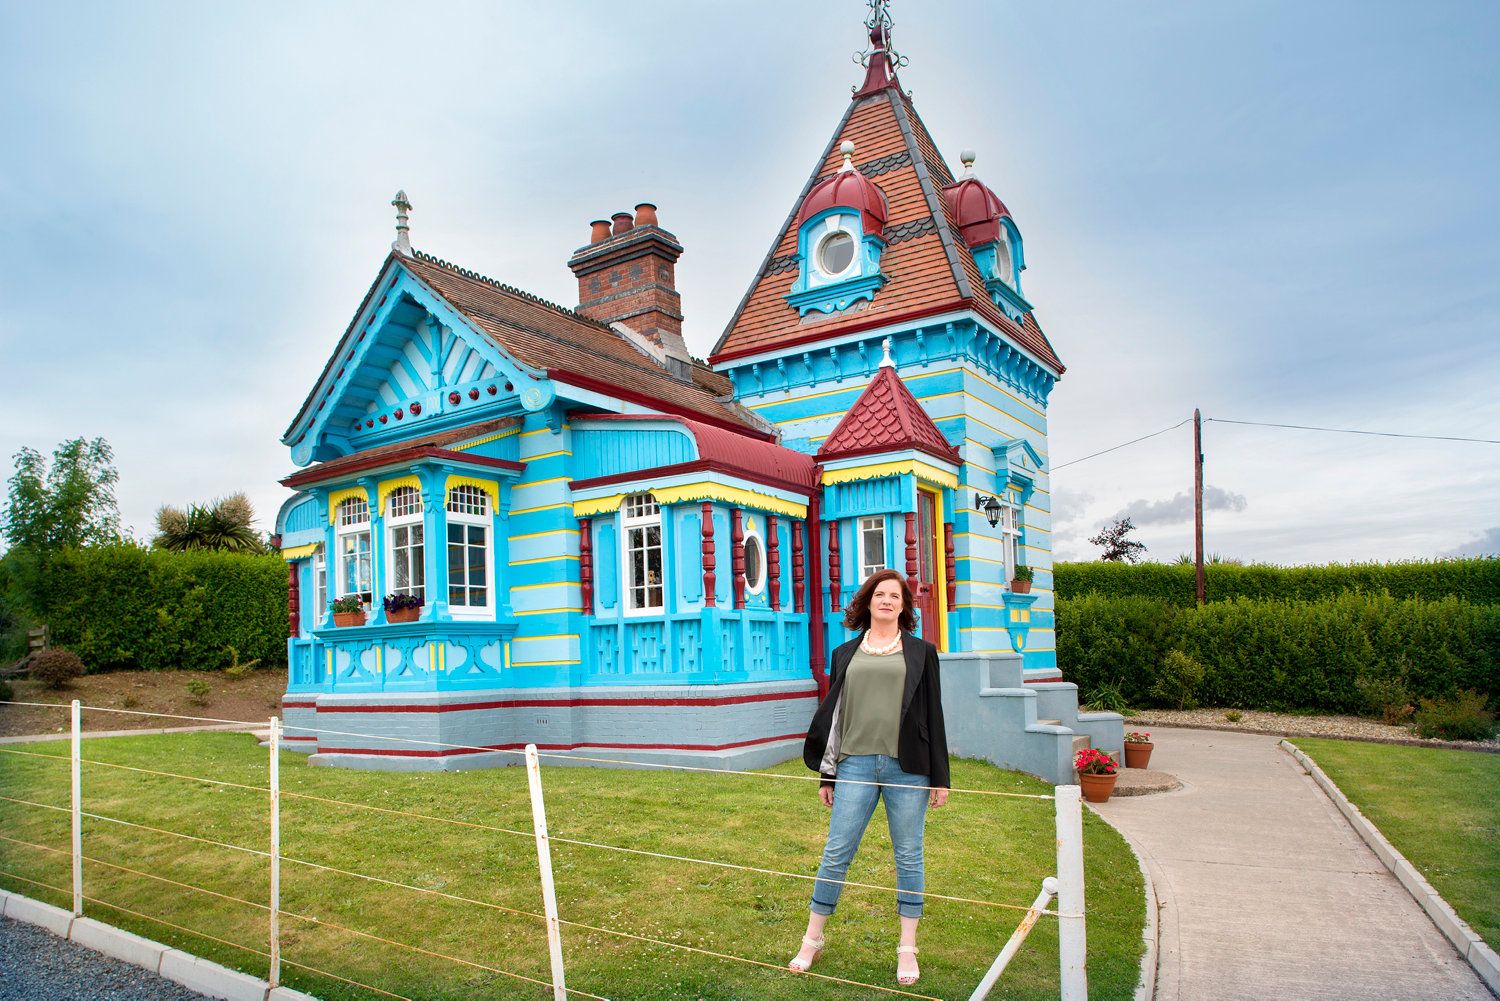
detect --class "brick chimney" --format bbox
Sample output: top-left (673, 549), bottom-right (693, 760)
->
top-left (568, 204), bottom-right (691, 376)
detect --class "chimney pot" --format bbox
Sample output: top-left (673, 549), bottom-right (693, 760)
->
top-left (634, 202), bottom-right (659, 227)
top-left (589, 219), bottom-right (612, 243)
top-left (611, 211), bottom-right (634, 236)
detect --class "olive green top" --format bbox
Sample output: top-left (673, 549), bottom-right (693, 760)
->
top-left (838, 647), bottom-right (905, 759)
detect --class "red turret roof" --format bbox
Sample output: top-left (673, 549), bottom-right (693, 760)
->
top-left (798, 166), bottom-right (889, 239)
top-left (816, 365), bottom-right (960, 465)
top-left (943, 175), bottom-right (1011, 248)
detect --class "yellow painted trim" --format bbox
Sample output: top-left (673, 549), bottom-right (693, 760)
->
top-left (573, 494), bottom-right (626, 518)
top-left (511, 502), bottom-right (575, 517)
top-left (526, 449), bottom-right (571, 461)
top-left (281, 543), bottom-right (319, 561)
top-left (445, 475), bottom-right (501, 512)
top-left (326, 648), bottom-right (333, 678)
top-left (513, 634), bottom-right (581, 643)
top-left (376, 646), bottom-right (384, 673)
top-left (515, 607), bottom-right (584, 616)
top-left (439, 643), bottom-right (446, 672)
top-left (427, 642), bottom-right (436, 672)
top-left (522, 425), bottom-right (568, 438)
top-left (504, 642), bottom-right (511, 669)
top-left (514, 476), bottom-right (571, 491)
top-left (377, 474), bottom-right (422, 511)
top-left (510, 555), bottom-right (581, 566)
top-left (511, 528), bottom-right (579, 542)
top-left (326, 487), bottom-right (368, 524)
top-left (451, 427), bottom-right (520, 451)
top-left (513, 659), bottom-right (581, 668)
top-left (510, 581), bottom-right (577, 593)
top-left (822, 459), bottom-right (959, 491)
top-left (652, 483), bottom-right (806, 518)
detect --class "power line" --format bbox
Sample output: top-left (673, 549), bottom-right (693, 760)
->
top-left (1204, 417), bottom-right (1500, 445)
top-left (1050, 419), bottom-right (1191, 471)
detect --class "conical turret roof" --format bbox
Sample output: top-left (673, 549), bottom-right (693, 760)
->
top-left (817, 363), bottom-right (959, 464)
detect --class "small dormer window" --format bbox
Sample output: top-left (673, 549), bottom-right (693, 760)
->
top-left (786, 141), bottom-right (891, 317)
top-left (993, 234), bottom-right (1014, 288)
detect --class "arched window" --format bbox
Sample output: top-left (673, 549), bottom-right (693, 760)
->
top-left (621, 493), bottom-right (663, 613)
top-left (743, 527), bottom-right (766, 595)
top-left (386, 487), bottom-right (424, 602)
top-left (335, 496), bottom-right (372, 604)
top-left (446, 485), bottom-right (492, 615)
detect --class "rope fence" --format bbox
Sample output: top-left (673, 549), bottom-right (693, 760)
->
top-left (0, 698), bottom-right (1091, 1000)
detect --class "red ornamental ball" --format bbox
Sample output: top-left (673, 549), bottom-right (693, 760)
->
top-left (504, 382), bottom-right (513, 392)
top-left (410, 402), bottom-right (422, 415)
top-left (468, 388), bottom-right (480, 400)
top-left (486, 385), bottom-right (497, 396)
top-left (366, 419), bottom-right (374, 428)
top-left (379, 414), bottom-right (388, 424)
top-left (394, 408), bottom-right (404, 420)
top-left (448, 392), bottom-right (461, 405)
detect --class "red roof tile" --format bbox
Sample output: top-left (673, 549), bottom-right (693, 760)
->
top-left (571, 413), bottom-right (817, 494)
top-left (816, 365), bottom-right (959, 465)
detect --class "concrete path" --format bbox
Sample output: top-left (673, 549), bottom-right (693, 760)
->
top-left (1093, 727), bottom-right (1493, 1001)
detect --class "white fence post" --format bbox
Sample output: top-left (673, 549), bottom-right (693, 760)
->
top-left (967, 876), bottom-right (1058, 1001)
top-left (269, 716), bottom-right (282, 989)
top-left (70, 699), bottom-right (82, 917)
top-left (1055, 783), bottom-right (1088, 1001)
top-left (525, 744), bottom-right (568, 1001)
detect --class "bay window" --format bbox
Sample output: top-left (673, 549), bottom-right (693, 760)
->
top-left (386, 486), bottom-right (425, 601)
top-left (622, 493), bottom-right (664, 613)
top-left (446, 484), bottom-right (492, 615)
top-left (335, 496), bottom-right (372, 603)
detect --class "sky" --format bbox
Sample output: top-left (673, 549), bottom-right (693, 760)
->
top-left (1, 1), bottom-right (1496, 565)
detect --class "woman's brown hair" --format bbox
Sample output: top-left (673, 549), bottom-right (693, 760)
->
top-left (842, 569), bottom-right (917, 633)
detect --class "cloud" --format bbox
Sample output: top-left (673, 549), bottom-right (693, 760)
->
top-left (1109, 485), bottom-right (1247, 527)
top-left (1441, 527), bottom-right (1500, 558)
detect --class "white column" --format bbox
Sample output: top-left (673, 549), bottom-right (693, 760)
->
top-left (70, 699), bottom-right (82, 917)
top-left (1055, 783), bottom-right (1088, 1000)
top-left (269, 716), bottom-right (282, 988)
top-left (525, 744), bottom-right (567, 1000)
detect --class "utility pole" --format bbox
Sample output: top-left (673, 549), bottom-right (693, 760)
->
top-left (1194, 408), bottom-right (1206, 605)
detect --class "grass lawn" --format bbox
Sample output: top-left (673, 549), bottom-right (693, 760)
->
top-left (1, 732), bottom-right (1144, 999)
top-left (1293, 738), bottom-right (1500, 951)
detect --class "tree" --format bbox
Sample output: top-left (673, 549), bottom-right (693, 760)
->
top-left (1089, 517), bottom-right (1147, 563)
top-left (2, 438), bottom-right (121, 552)
top-left (153, 492), bottom-right (265, 553)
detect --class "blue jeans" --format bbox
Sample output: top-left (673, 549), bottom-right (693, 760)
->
top-left (809, 754), bottom-right (930, 919)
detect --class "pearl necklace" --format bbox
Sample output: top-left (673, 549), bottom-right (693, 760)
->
top-left (860, 630), bottom-right (903, 657)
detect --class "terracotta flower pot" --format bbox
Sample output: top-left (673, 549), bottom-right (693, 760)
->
top-left (1123, 741), bottom-right (1153, 769)
top-left (1077, 771), bottom-right (1118, 803)
top-left (386, 607), bottom-right (421, 624)
top-left (333, 610), bottom-right (365, 628)
top-left (1010, 579), bottom-right (1032, 594)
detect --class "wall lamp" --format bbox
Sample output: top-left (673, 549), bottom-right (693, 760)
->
top-left (973, 493), bottom-right (1003, 528)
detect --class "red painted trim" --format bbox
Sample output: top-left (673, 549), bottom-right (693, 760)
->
top-left (827, 518), bottom-right (841, 614)
top-left (282, 447), bottom-right (523, 489)
top-left (281, 701), bottom-right (318, 709)
top-left (548, 370), bottom-right (775, 440)
top-left (700, 501), bottom-right (716, 607)
top-left (731, 507), bottom-right (746, 610)
top-left (1023, 675), bottom-right (1064, 684)
top-left (283, 735), bottom-right (318, 742)
top-left (314, 688), bottom-right (818, 714)
top-left (819, 440), bottom-right (960, 466)
top-left (708, 302), bottom-right (965, 366)
top-left (319, 731), bottom-right (808, 759)
top-left (578, 518), bottom-right (594, 615)
top-left (569, 458), bottom-right (815, 497)
top-left (767, 514), bottom-right (781, 612)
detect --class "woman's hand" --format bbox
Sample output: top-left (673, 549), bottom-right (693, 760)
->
top-left (929, 788), bottom-right (949, 808)
top-left (820, 785), bottom-right (835, 808)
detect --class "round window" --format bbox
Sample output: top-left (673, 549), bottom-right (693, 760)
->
top-left (817, 231), bottom-right (856, 276)
top-left (994, 237), bottom-right (1013, 286)
top-left (744, 534), bottom-right (765, 592)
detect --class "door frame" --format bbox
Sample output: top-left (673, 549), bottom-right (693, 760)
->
top-left (916, 485), bottom-right (948, 652)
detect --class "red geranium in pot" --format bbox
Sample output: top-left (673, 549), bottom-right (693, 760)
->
top-left (1074, 747), bottom-right (1120, 803)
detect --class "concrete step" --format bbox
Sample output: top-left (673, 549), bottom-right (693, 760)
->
top-left (1071, 733), bottom-right (1091, 757)
top-left (1038, 718), bottom-right (1062, 726)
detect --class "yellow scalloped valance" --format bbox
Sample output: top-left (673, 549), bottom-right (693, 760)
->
top-left (821, 459), bottom-right (959, 491)
top-left (445, 475), bottom-right (501, 513)
top-left (572, 494), bottom-right (626, 518)
top-left (325, 486), bottom-right (370, 524)
top-left (377, 475), bottom-right (422, 512)
top-left (280, 543), bottom-right (320, 561)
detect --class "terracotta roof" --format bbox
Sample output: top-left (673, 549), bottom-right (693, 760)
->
top-left (817, 365), bottom-right (960, 465)
top-left (280, 417), bottom-right (521, 487)
top-left (572, 414), bottom-right (818, 494)
top-left (711, 84), bottom-right (1063, 376)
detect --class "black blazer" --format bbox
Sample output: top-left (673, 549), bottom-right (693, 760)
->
top-left (802, 632), bottom-right (951, 789)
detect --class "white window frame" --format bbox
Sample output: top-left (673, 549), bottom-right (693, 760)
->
top-left (445, 485), bottom-right (494, 619)
top-left (621, 493), bottom-right (665, 615)
top-left (857, 515), bottom-right (887, 582)
top-left (385, 486), bottom-right (425, 602)
top-left (334, 497), bottom-right (372, 604)
top-left (1000, 493), bottom-right (1022, 586)
top-left (743, 524), bottom-right (767, 596)
top-left (807, 215), bottom-right (861, 287)
top-left (310, 549), bottom-right (327, 633)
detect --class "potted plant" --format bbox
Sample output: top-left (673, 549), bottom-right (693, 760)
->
top-left (384, 592), bottom-right (423, 624)
top-left (330, 595), bottom-right (365, 628)
top-left (1011, 564), bottom-right (1034, 594)
top-left (1074, 747), bottom-right (1119, 803)
top-left (1123, 731), bottom-right (1153, 769)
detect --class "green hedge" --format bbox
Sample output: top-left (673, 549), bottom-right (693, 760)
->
top-left (1057, 592), bottom-right (1500, 714)
top-left (1054, 557), bottom-right (1500, 607)
top-left (23, 546), bottom-right (288, 672)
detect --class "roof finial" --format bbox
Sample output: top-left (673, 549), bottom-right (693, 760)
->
top-left (880, 336), bottom-right (895, 369)
top-left (853, 0), bottom-right (908, 97)
top-left (840, 140), bottom-right (857, 172)
top-left (391, 190), bottom-right (412, 254)
top-left (959, 149), bottom-right (976, 178)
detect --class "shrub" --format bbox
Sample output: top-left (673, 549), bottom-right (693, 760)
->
top-left (185, 677), bottom-right (211, 706)
top-left (222, 646), bottom-right (261, 680)
top-left (1414, 690), bottom-right (1497, 742)
top-left (1356, 675), bottom-right (1414, 726)
top-left (1224, 710), bottom-right (1242, 722)
top-left (1150, 650), bottom-right (1204, 709)
top-left (1081, 680), bottom-right (1130, 715)
top-left (31, 648), bottom-right (84, 689)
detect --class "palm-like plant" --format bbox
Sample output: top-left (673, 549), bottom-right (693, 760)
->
top-left (153, 492), bottom-right (265, 553)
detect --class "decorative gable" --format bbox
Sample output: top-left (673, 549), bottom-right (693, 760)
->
top-left (817, 349), bottom-right (959, 464)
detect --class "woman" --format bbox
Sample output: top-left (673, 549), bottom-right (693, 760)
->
top-left (789, 568), bottom-right (950, 986)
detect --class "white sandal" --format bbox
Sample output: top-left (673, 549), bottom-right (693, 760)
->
top-left (789, 935), bottom-right (825, 972)
top-left (897, 944), bottom-right (920, 985)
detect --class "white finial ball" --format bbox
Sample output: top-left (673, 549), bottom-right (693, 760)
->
top-left (841, 140), bottom-right (856, 157)
top-left (960, 149), bottom-right (976, 167)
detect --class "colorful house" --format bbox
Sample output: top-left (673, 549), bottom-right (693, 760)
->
top-left (273, 6), bottom-right (1121, 782)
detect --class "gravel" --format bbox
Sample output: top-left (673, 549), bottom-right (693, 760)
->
top-left (1126, 707), bottom-right (1500, 752)
top-left (0, 916), bottom-right (210, 1001)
